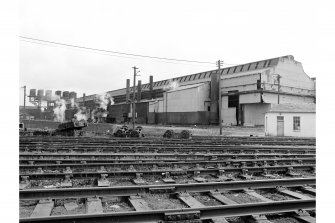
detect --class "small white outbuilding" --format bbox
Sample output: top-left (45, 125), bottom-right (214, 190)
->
top-left (264, 103), bottom-right (315, 137)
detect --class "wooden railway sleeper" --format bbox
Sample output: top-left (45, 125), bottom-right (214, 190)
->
top-left (240, 169), bottom-right (252, 180)
top-left (63, 167), bottom-right (72, 173)
top-left (164, 210), bottom-right (201, 222)
top-left (262, 161), bottom-right (269, 167)
top-left (97, 166), bottom-right (107, 173)
top-left (152, 164), bottom-right (158, 170)
top-left (292, 209), bottom-right (316, 223)
top-left (36, 167), bottom-right (44, 174)
top-left (128, 165), bottom-right (136, 171)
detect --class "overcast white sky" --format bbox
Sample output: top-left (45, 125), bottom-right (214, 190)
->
top-left (19, 0), bottom-right (334, 105)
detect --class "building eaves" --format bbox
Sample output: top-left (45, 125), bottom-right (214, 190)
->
top-left (268, 103), bottom-right (316, 113)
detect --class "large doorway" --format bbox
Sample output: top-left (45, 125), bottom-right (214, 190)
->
top-left (277, 116), bottom-right (284, 136)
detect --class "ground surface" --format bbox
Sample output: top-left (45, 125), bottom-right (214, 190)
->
top-left (116, 124), bottom-right (265, 137)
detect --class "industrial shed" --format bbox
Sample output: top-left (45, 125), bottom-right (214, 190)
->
top-left (220, 55), bottom-right (315, 126)
top-left (70, 55), bottom-right (316, 126)
top-left (148, 83), bottom-right (211, 124)
top-left (264, 103), bottom-right (316, 137)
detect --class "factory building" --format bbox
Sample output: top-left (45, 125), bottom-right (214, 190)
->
top-left (265, 103), bottom-right (316, 137)
top-left (73, 55), bottom-right (317, 126)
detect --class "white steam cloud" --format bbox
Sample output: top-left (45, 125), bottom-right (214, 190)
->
top-left (96, 92), bottom-right (114, 110)
top-left (74, 107), bottom-right (90, 121)
top-left (164, 80), bottom-right (180, 91)
top-left (51, 92), bottom-right (114, 123)
top-left (53, 95), bottom-right (67, 122)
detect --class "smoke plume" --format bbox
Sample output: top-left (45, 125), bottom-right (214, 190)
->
top-left (164, 80), bottom-right (180, 91)
top-left (53, 95), bottom-right (66, 122)
top-left (96, 92), bottom-right (114, 110)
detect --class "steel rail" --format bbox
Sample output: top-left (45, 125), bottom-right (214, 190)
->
top-left (19, 136), bottom-right (316, 142)
top-left (19, 152), bottom-right (315, 158)
top-left (19, 135), bottom-right (315, 140)
top-left (19, 138), bottom-right (316, 146)
top-left (19, 145), bottom-right (316, 154)
top-left (19, 157), bottom-right (315, 170)
top-left (19, 200), bottom-right (316, 223)
top-left (20, 177), bottom-right (315, 200)
top-left (19, 164), bottom-right (315, 179)
top-left (20, 141), bottom-right (316, 146)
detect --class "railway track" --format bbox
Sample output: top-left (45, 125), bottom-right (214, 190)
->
top-left (19, 136), bottom-right (316, 222)
top-left (19, 145), bottom-right (316, 155)
top-left (20, 178), bottom-right (316, 223)
top-left (20, 136), bottom-right (316, 146)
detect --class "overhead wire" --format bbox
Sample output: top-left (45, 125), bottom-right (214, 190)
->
top-left (20, 39), bottom-right (217, 67)
top-left (19, 36), bottom-right (231, 66)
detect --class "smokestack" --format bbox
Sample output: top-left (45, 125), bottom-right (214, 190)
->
top-left (45, 90), bottom-right (52, 100)
top-left (149, 75), bottom-right (153, 99)
top-left (37, 89), bottom-right (44, 98)
top-left (210, 72), bottom-right (220, 124)
top-left (69, 91), bottom-right (77, 99)
top-left (62, 91), bottom-right (69, 99)
top-left (137, 80), bottom-right (142, 102)
top-left (83, 93), bottom-right (86, 107)
top-left (126, 79), bottom-right (130, 103)
top-left (29, 89), bottom-right (36, 97)
top-left (55, 90), bottom-right (62, 97)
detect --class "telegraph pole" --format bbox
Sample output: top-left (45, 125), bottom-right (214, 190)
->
top-left (132, 66), bottom-right (139, 130)
top-left (216, 60), bottom-right (223, 135)
top-left (277, 75), bottom-right (281, 104)
top-left (23, 85), bottom-right (26, 110)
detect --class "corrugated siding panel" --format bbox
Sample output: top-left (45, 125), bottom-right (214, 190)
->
top-left (222, 74), bottom-right (259, 88)
top-left (240, 93), bottom-right (261, 103)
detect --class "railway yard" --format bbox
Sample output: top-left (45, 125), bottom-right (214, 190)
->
top-left (19, 134), bottom-right (316, 223)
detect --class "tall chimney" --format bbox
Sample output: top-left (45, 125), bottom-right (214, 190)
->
top-left (210, 72), bottom-right (220, 124)
top-left (83, 93), bottom-right (86, 107)
top-left (126, 79), bottom-right (130, 103)
top-left (149, 75), bottom-right (153, 99)
top-left (137, 80), bottom-right (142, 102)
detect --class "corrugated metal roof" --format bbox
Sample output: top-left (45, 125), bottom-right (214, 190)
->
top-left (268, 103), bottom-right (316, 113)
top-left (167, 83), bottom-right (205, 93)
top-left (77, 55), bottom-right (292, 101)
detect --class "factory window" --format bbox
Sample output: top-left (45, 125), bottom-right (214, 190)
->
top-left (228, 91), bottom-right (239, 108)
top-left (293, 116), bottom-right (301, 131)
top-left (257, 79), bottom-right (262, 89)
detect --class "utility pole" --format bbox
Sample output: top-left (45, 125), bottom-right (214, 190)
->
top-left (23, 85), bottom-right (26, 110)
top-left (277, 75), bottom-right (281, 104)
top-left (216, 60), bottom-right (223, 135)
top-left (132, 66), bottom-right (139, 130)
